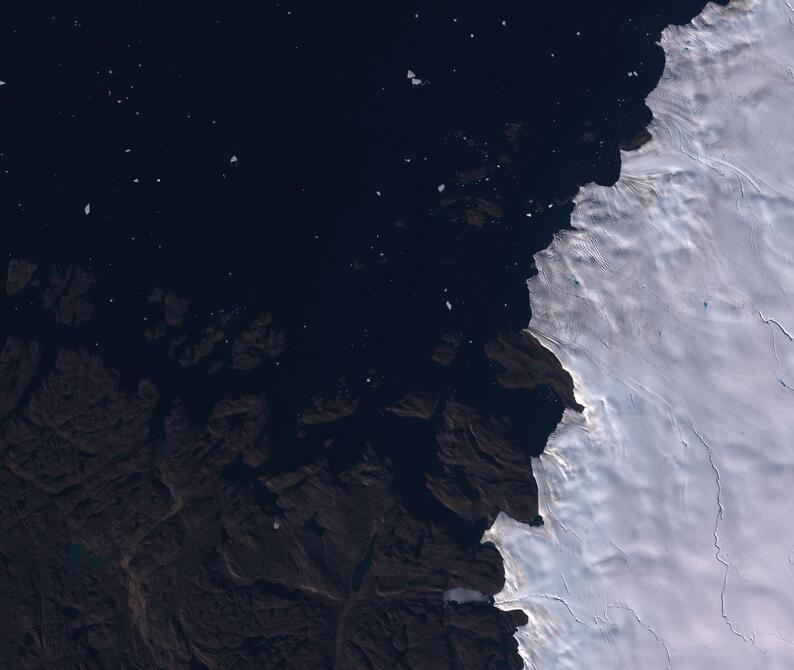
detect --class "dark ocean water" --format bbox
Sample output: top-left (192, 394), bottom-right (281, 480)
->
top-left (0, 2), bottom-right (723, 667)
top-left (2, 0), bottom-right (714, 486)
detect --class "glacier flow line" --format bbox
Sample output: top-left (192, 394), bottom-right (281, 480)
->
top-left (690, 424), bottom-right (759, 647)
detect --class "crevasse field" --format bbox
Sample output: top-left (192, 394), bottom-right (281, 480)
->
top-left (485, 0), bottom-right (794, 667)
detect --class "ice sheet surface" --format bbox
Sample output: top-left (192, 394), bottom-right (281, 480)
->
top-left (485, 1), bottom-right (794, 667)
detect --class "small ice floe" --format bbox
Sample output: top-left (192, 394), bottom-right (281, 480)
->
top-left (437, 183), bottom-right (445, 192)
top-left (406, 69), bottom-right (425, 86)
top-left (443, 588), bottom-right (489, 605)
top-left (84, 203), bottom-right (91, 215)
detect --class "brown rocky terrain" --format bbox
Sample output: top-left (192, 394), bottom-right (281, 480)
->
top-left (0, 259), bottom-right (581, 668)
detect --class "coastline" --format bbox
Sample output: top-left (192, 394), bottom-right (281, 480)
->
top-left (0, 3), bottom-right (734, 667)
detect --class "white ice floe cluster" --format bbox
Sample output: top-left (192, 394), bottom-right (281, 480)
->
top-left (485, 1), bottom-right (794, 667)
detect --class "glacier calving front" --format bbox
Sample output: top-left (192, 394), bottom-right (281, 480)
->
top-left (485, 1), bottom-right (794, 667)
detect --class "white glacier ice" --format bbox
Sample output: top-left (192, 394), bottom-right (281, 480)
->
top-left (484, 1), bottom-right (794, 667)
